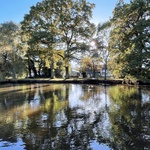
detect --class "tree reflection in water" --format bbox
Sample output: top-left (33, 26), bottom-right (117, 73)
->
top-left (0, 84), bottom-right (149, 150)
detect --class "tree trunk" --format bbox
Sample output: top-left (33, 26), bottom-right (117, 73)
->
top-left (28, 67), bottom-right (32, 77)
top-left (93, 68), bottom-right (96, 78)
top-left (50, 62), bottom-right (55, 79)
top-left (65, 66), bottom-right (69, 79)
top-left (12, 69), bottom-right (16, 79)
top-left (29, 59), bottom-right (37, 77)
top-left (104, 63), bottom-right (107, 80)
top-left (32, 66), bottom-right (37, 77)
top-left (28, 59), bottom-right (32, 77)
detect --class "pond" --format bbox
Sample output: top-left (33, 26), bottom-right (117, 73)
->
top-left (0, 83), bottom-right (149, 150)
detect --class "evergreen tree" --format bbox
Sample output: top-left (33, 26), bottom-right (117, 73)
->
top-left (109, 0), bottom-right (150, 83)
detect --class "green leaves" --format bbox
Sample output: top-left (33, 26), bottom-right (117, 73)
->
top-left (109, 0), bottom-right (150, 83)
top-left (20, 0), bottom-right (95, 78)
top-left (0, 22), bottom-right (27, 79)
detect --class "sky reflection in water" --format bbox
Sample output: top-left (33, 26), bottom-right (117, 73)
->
top-left (0, 84), bottom-right (149, 150)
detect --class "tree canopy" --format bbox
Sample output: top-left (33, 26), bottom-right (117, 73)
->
top-left (0, 21), bottom-right (26, 79)
top-left (21, 0), bottom-right (95, 78)
top-left (0, 0), bottom-right (149, 84)
top-left (109, 0), bottom-right (150, 83)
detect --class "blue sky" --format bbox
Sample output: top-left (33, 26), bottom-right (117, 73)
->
top-left (0, 0), bottom-right (130, 24)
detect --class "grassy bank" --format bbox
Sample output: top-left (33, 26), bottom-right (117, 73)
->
top-left (0, 78), bottom-right (149, 85)
top-left (0, 78), bottom-right (122, 85)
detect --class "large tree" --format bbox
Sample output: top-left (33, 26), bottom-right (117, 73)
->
top-left (21, 0), bottom-right (95, 78)
top-left (0, 21), bottom-right (26, 79)
top-left (94, 21), bottom-right (112, 80)
top-left (57, 0), bottom-right (95, 78)
top-left (21, 0), bottom-right (59, 78)
top-left (109, 0), bottom-right (150, 83)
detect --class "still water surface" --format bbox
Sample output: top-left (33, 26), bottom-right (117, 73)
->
top-left (0, 83), bottom-right (149, 150)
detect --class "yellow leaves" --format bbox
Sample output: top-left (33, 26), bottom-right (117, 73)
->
top-left (108, 85), bottom-right (137, 106)
top-left (43, 95), bottom-right (68, 114)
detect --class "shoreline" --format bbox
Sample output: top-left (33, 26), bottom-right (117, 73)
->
top-left (0, 78), bottom-right (121, 85)
top-left (0, 78), bottom-right (150, 86)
